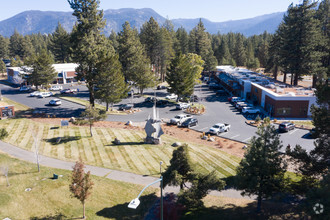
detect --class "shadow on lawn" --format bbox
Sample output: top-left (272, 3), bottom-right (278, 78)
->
top-left (96, 193), bottom-right (158, 219)
top-left (181, 201), bottom-right (305, 220)
top-left (30, 213), bottom-right (66, 220)
top-left (108, 141), bottom-right (146, 146)
top-left (45, 136), bottom-right (81, 145)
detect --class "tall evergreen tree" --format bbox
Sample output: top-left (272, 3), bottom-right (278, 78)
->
top-left (158, 26), bottom-right (175, 81)
top-left (118, 22), bottom-right (156, 94)
top-left (188, 19), bottom-right (217, 71)
top-left (174, 27), bottom-right (189, 55)
top-left (95, 54), bottom-right (128, 111)
top-left (109, 30), bottom-right (119, 52)
top-left (21, 36), bottom-right (34, 59)
top-left (234, 34), bottom-right (247, 66)
top-left (257, 40), bottom-right (269, 68)
top-left (68, 0), bottom-right (110, 106)
top-left (0, 35), bottom-right (9, 59)
top-left (30, 49), bottom-right (57, 89)
top-left (166, 53), bottom-right (203, 100)
top-left (277, 1), bottom-right (322, 86)
top-left (0, 60), bottom-right (6, 75)
top-left (236, 120), bottom-right (287, 212)
top-left (49, 22), bottom-right (71, 63)
top-left (217, 38), bottom-right (231, 65)
top-left (9, 30), bottom-right (24, 58)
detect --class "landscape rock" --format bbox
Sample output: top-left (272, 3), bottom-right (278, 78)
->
top-left (208, 137), bottom-right (215, 142)
top-left (171, 142), bottom-right (182, 147)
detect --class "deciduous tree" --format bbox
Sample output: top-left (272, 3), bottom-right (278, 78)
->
top-left (70, 159), bottom-right (93, 219)
top-left (80, 105), bottom-right (106, 137)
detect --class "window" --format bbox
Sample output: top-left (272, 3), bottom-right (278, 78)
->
top-left (255, 88), bottom-right (258, 93)
top-left (277, 107), bottom-right (291, 116)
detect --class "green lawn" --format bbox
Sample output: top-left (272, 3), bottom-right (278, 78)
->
top-left (0, 118), bottom-right (241, 178)
top-left (0, 152), bottom-right (157, 220)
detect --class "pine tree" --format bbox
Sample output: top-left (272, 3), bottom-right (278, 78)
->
top-left (257, 40), bottom-right (269, 68)
top-left (217, 38), bottom-right (231, 65)
top-left (49, 22), bottom-right (71, 63)
top-left (70, 159), bottom-right (93, 219)
top-left (30, 49), bottom-right (57, 89)
top-left (80, 105), bottom-right (106, 137)
top-left (188, 19), bottom-right (217, 71)
top-left (174, 27), bottom-right (189, 55)
top-left (95, 54), bottom-right (128, 111)
top-left (234, 34), bottom-right (247, 67)
top-left (9, 30), bottom-right (24, 58)
top-left (166, 53), bottom-right (204, 100)
top-left (158, 26), bottom-right (175, 81)
top-left (277, 1), bottom-right (322, 86)
top-left (118, 21), bottom-right (156, 94)
top-left (109, 30), bottom-right (119, 52)
top-left (0, 60), bottom-right (6, 75)
top-left (68, 0), bottom-right (110, 106)
top-left (0, 35), bottom-right (9, 59)
top-left (236, 120), bottom-right (287, 212)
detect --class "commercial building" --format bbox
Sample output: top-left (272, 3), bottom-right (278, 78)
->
top-left (214, 66), bottom-right (317, 118)
top-left (7, 63), bottom-right (79, 85)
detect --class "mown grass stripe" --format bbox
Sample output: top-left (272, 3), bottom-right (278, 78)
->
top-left (42, 126), bottom-right (54, 157)
top-left (11, 119), bottom-right (27, 146)
top-left (189, 148), bottom-right (232, 177)
top-left (122, 145), bottom-right (149, 174)
top-left (79, 127), bottom-right (95, 163)
top-left (75, 129), bottom-right (87, 162)
top-left (99, 128), bottom-right (113, 145)
top-left (4, 119), bottom-right (19, 142)
top-left (18, 121), bottom-right (33, 149)
top-left (56, 128), bottom-right (66, 160)
top-left (137, 146), bottom-right (160, 174)
top-left (69, 128), bottom-right (79, 161)
top-left (188, 150), bottom-right (225, 176)
top-left (92, 128), bottom-right (111, 168)
top-left (88, 137), bottom-right (103, 167)
top-left (63, 129), bottom-right (72, 159)
top-left (149, 147), bottom-right (172, 166)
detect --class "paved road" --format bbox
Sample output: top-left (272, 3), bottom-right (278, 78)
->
top-left (0, 82), bottom-right (315, 152)
top-left (0, 140), bottom-right (254, 200)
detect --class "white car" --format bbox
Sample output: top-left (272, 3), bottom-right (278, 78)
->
top-left (209, 123), bottom-right (231, 135)
top-left (165, 93), bottom-right (178, 100)
top-left (29, 91), bottom-right (41, 97)
top-left (170, 114), bottom-right (192, 125)
top-left (176, 102), bottom-right (190, 110)
top-left (38, 92), bottom-right (53, 98)
top-left (19, 86), bottom-right (31, 92)
top-left (50, 85), bottom-right (63, 91)
top-left (242, 107), bottom-right (261, 114)
top-left (49, 99), bottom-right (62, 106)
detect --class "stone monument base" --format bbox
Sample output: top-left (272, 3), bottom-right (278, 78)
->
top-left (145, 137), bottom-right (161, 145)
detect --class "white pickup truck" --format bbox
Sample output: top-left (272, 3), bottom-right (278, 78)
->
top-left (170, 114), bottom-right (192, 125)
top-left (209, 123), bottom-right (231, 135)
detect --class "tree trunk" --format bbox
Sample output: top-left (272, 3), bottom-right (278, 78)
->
top-left (294, 72), bottom-right (299, 86)
top-left (88, 82), bottom-right (95, 107)
top-left (83, 202), bottom-right (86, 219)
top-left (257, 194), bottom-right (262, 213)
top-left (90, 123), bottom-right (93, 137)
top-left (283, 72), bottom-right (287, 83)
top-left (312, 74), bottom-right (317, 88)
top-left (291, 73), bottom-right (294, 85)
top-left (273, 66), bottom-right (278, 80)
top-left (106, 102), bottom-right (109, 112)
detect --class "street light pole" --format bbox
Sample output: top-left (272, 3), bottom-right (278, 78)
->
top-left (160, 161), bottom-right (163, 220)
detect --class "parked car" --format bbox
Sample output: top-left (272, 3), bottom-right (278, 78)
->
top-left (157, 85), bottom-right (166, 90)
top-left (49, 99), bottom-right (62, 106)
top-left (60, 88), bottom-right (76, 94)
top-left (170, 114), bottom-right (192, 125)
top-left (232, 97), bottom-right (245, 105)
top-left (278, 122), bottom-right (295, 132)
top-left (144, 97), bottom-right (159, 103)
top-left (181, 118), bottom-right (198, 128)
top-left (50, 85), bottom-right (63, 91)
top-left (119, 103), bottom-right (134, 111)
top-left (236, 102), bottom-right (254, 111)
top-left (190, 95), bottom-right (199, 102)
top-left (242, 107), bottom-right (260, 114)
top-left (176, 102), bottom-right (190, 110)
top-left (165, 93), bottom-right (178, 100)
top-left (156, 99), bottom-right (169, 106)
top-left (38, 92), bottom-right (53, 98)
top-left (209, 123), bottom-right (231, 135)
top-left (29, 91), bottom-right (41, 97)
top-left (19, 86), bottom-right (31, 92)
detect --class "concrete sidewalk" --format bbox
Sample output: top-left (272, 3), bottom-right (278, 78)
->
top-left (0, 140), bottom-right (254, 200)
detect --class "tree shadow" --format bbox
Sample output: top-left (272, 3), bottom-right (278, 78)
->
top-left (107, 141), bottom-right (146, 146)
top-left (182, 200), bottom-right (306, 220)
top-left (45, 136), bottom-right (81, 145)
top-left (96, 193), bottom-right (158, 219)
top-left (30, 213), bottom-right (67, 220)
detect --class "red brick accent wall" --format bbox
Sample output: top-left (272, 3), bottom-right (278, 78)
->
top-left (265, 95), bottom-right (309, 118)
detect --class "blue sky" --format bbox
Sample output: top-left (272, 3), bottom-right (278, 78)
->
top-left (0, 0), bottom-right (302, 22)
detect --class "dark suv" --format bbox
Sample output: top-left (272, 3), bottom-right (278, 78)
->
top-left (278, 122), bottom-right (295, 132)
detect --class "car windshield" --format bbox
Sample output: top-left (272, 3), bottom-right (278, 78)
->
top-left (213, 125), bottom-right (220, 128)
top-left (175, 116), bottom-right (181, 119)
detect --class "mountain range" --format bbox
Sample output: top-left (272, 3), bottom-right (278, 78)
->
top-left (0, 8), bottom-right (285, 37)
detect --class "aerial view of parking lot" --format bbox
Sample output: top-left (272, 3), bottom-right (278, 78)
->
top-left (0, 0), bottom-right (328, 219)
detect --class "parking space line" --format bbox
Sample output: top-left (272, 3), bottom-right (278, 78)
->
top-left (289, 129), bottom-right (297, 135)
top-left (243, 137), bottom-right (251, 142)
top-left (230, 134), bottom-right (240, 139)
top-left (199, 127), bottom-right (208, 131)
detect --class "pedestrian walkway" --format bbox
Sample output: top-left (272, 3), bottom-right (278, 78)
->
top-left (0, 140), bottom-right (255, 200)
